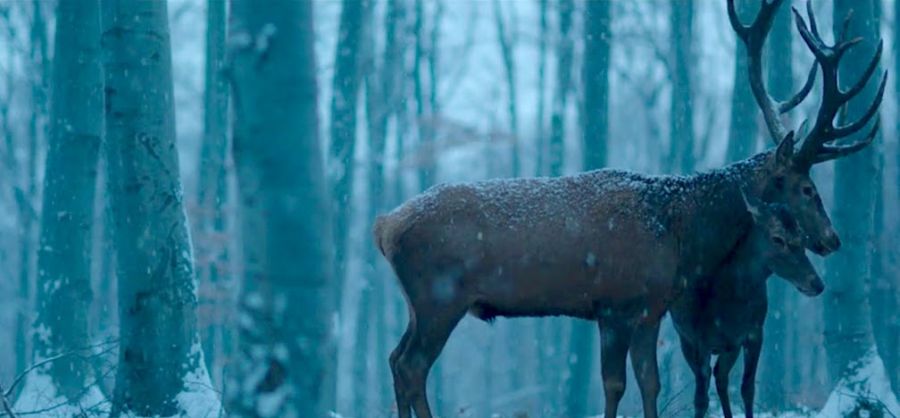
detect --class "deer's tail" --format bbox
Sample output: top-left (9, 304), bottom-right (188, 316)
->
top-left (372, 214), bottom-right (395, 260)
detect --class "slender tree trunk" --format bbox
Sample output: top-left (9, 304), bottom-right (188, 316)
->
top-left (355, 1), bottom-right (407, 415)
top-left (533, 0), bottom-right (549, 177)
top-left (548, 0), bottom-right (573, 177)
top-left (582, 0), bottom-right (610, 172)
top-left (875, 0), bottom-right (900, 399)
top-left (330, 0), bottom-right (369, 316)
top-left (196, 0), bottom-right (231, 388)
top-left (15, 0), bottom-right (50, 383)
top-left (102, 0), bottom-right (220, 415)
top-left (725, 0), bottom-right (757, 163)
top-left (492, 0), bottom-right (519, 177)
top-left (759, 3), bottom-right (793, 411)
top-left (564, 2), bottom-right (611, 417)
top-left (14, 0), bottom-right (105, 412)
top-left (227, 1), bottom-right (335, 416)
top-left (823, 0), bottom-right (898, 414)
top-left (669, 1), bottom-right (695, 174)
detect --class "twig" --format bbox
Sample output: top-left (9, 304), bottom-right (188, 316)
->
top-left (0, 383), bottom-right (17, 418)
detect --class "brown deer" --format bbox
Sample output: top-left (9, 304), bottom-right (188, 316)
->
top-left (373, 0), bottom-right (884, 416)
top-left (669, 193), bottom-right (823, 418)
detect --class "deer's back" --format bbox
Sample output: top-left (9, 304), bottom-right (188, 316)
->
top-left (377, 170), bottom-right (684, 318)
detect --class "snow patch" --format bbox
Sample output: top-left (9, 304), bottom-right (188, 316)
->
top-left (173, 342), bottom-right (225, 418)
top-left (816, 347), bottom-right (900, 418)
top-left (12, 371), bottom-right (109, 418)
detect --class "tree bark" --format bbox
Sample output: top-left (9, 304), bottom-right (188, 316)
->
top-left (14, 0), bottom-right (105, 412)
top-left (228, 0), bottom-right (336, 416)
top-left (102, 0), bottom-right (219, 415)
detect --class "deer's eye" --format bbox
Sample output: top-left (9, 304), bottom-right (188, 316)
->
top-left (802, 186), bottom-right (815, 197)
top-left (771, 236), bottom-right (787, 248)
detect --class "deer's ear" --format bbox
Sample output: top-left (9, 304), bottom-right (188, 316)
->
top-left (775, 131), bottom-right (795, 165)
top-left (741, 188), bottom-right (764, 221)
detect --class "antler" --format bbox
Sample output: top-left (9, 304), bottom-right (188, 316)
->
top-left (727, 0), bottom-right (818, 145)
top-left (792, 1), bottom-right (886, 167)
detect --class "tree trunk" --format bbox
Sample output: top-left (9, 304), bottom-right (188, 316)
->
top-left (13, 0), bottom-right (105, 413)
top-left (582, 0), bottom-right (610, 172)
top-left (330, 0), bottom-right (369, 313)
top-left (360, 1), bottom-right (407, 414)
top-left (15, 0), bottom-right (50, 383)
top-left (669, 1), bottom-right (695, 174)
top-left (492, 0), bottom-right (519, 177)
top-left (725, 0), bottom-right (757, 163)
top-left (874, 0), bottom-right (900, 399)
top-left (102, 0), bottom-right (219, 415)
top-left (548, 0), bottom-right (573, 177)
top-left (759, 3), bottom-right (793, 411)
top-left (823, 0), bottom-right (899, 414)
top-left (535, 0), bottom-right (548, 177)
top-left (228, 0), bottom-right (336, 416)
top-left (565, 2), bottom-right (611, 416)
top-left (196, 0), bottom-right (231, 388)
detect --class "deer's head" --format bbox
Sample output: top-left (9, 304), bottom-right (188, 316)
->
top-left (728, 0), bottom-right (885, 256)
top-left (744, 192), bottom-right (824, 296)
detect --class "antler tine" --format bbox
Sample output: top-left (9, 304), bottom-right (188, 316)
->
top-left (728, 0), bottom-right (799, 144)
top-left (793, 6), bottom-right (828, 60)
top-left (778, 63), bottom-right (818, 114)
top-left (811, 119), bottom-right (880, 164)
top-left (842, 41), bottom-right (883, 100)
top-left (831, 71), bottom-right (887, 138)
top-left (805, 0), bottom-right (821, 41)
top-left (793, 0), bottom-right (886, 168)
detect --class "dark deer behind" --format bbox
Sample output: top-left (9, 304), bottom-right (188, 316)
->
top-left (670, 196), bottom-right (823, 418)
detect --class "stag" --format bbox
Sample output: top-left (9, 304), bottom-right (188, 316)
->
top-left (373, 0), bottom-right (884, 416)
top-left (664, 3), bottom-right (887, 418)
top-left (670, 193), bottom-right (824, 418)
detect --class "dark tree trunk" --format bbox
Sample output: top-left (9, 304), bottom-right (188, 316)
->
top-left (228, 0), bottom-right (336, 416)
top-left (15, 0), bottom-right (105, 411)
top-left (102, 0), bottom-right (219, 415)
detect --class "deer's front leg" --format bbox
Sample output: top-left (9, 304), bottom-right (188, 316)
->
top-left (713, 349), bottom-right (739, 418)
top-left (630, 321), bottom-right (662, 418)
top-left (741, 334), bottom-right (763, 418)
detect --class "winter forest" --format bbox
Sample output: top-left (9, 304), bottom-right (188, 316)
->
top-left (0, 0), bottom-right (899, 417)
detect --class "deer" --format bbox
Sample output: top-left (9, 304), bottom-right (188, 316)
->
top-left (373, 0), bottom-right (884, 416)
top-left (669, 192), bottom-right (823, 418)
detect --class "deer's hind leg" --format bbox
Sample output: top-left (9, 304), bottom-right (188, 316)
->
top-left (598, 317), bottom-right (633, 418)
top-left (630, 321), bottom-right (662, 418)
top-left (391, 314), bottom-right (416, 418)
top-left (395, 300), bottom-right (467, 418)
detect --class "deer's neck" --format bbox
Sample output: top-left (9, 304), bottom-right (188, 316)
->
top-left (673, 151), bottom-right (772, 281)
top-left (721, 231), bottom-right (772, 294)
